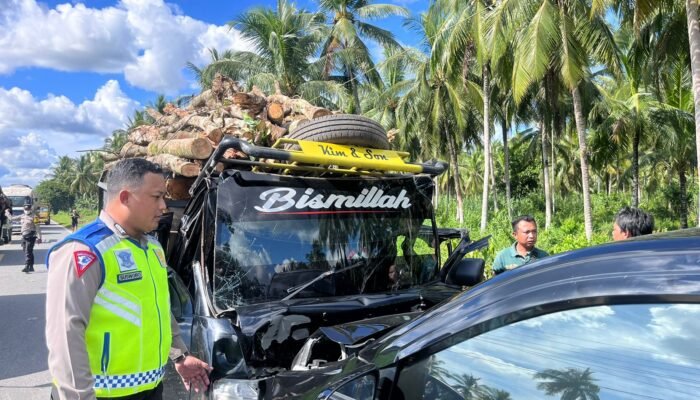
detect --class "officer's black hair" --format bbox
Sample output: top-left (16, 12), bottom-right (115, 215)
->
top-left (105, 158), bottom-right (163, 203)
top-left (614, 207), bottom-right (654, 237)
top-left (511, 215), bottom-right (536, 232)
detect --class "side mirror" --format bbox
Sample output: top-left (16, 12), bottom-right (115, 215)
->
top-left (446, 258), bottom-right (484, 287)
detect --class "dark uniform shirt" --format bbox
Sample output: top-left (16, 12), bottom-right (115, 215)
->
top-left (492, 242), bottom-right (549, 274)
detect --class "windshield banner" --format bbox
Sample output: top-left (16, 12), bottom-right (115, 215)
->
top-left (218, 173), bottom-right (433, 220)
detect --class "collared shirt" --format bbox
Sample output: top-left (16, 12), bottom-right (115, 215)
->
top-left (492, 242), bottom-right (549, 275)
top-left (19, 211), bottom-right (41, 238)
top-left (46, 211), bottom-right (187, 400)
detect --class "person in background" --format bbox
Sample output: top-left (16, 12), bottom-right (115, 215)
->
top-left (70, 208), bottom-right (80, 232)
top-left (18, 203), bottom-right (42, 273)
top-left (612, 206), bottom-right (654, 241)
top-left (46, 159), bottom-right (211, 400)
top-left (492, 215), bottom-right (549, 275)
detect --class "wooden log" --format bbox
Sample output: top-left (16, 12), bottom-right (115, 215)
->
top-left (120, 142), bottom-right (148, 158)
top-left (129, 125), bottom-right (162, 145)
top-left (267, 94), bottom-right (331, 120)
top-left (148, 138), bottom-right (213, 160)
top-left (232, 91), bottom-right (266, 115)
top-left (188, 89), bottom-right (216, 109)
top-left (266, 121), bottom-right (288, 142)
top-left (99, 152), bottom-right (120, 162)
top-left (165, 177), bottom-right (195, 200)
top-left (163, 103), bottom-right (189, 118)
top-left (185, 115), bottom-right (223, 140)
top-left (147, 154), bottom-right (200, 177)
top-left (267, 102), bottom-right (286, 124)
top-left (145, 108), bottom-right (163, 121)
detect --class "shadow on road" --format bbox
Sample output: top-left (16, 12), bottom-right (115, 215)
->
top-left (0, 293), bottom-right (47, 381)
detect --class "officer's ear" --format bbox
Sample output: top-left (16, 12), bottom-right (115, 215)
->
top-left (119, 189), bottom-right (131, 205)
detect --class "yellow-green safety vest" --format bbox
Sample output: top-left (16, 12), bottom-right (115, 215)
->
top-left (50, 220), bottom-right (172, 397)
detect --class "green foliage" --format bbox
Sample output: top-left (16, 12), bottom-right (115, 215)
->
top-left (436, 190), bottom-right (683, 276)
top-left (35, 179), bottom-right (74, 212)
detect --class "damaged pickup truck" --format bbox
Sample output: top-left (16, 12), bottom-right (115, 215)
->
top-left (156, 116), bottom-right (489, 399)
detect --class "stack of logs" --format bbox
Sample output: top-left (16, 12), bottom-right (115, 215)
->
top-left (100, 74), bottom-right (335, 200)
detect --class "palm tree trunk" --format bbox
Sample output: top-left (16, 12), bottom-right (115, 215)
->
top-left (572, 86), bottom-right (594, 241)
top-left (632, 127), bottom-right (640, 208)
top-left (502, 120), bottom-right (512, 220)
top-left (686, 0), bottom-right (700, 226)
top-left (348, 69), bottom-right (362, 114)
top-left (490, 150), bottom-right (498, 212)
top-left (480, 64), bottom-right (491, 232)
top-left (541, 121), bottom-right (552, 229)
top-left (446, 132), bottom-right (465, 224)
top-left (680, 166), bottom-right (689, 229)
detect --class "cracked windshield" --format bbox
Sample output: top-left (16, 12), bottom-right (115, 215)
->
top-left (213, 177), bottom-right (437, 310)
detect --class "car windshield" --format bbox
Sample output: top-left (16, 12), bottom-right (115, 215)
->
top-left (213, 173), bottom-right (438, 310)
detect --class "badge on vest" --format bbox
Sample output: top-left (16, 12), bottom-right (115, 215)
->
top-left (117, 271), bottom-right (143, 283)
top-left (154, 248), bottom-right (167, 268)
top-left (114, 249), bottom-right (137, 272)
top-left (114, 249), bottom-right (142, 283)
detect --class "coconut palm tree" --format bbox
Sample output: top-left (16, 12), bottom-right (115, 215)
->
top-left (490, 0), bottom-right (621, 241)
top-left (70, 154), bottom-right (100, 197)
top-left (652, 58), bottom-right (697, 228)
top-left (191, 0), bottom-right (347, 108)
top-left (316, 0), bottom-right (408, 113)
top-left (398, 3), bottom-right (483, 225)
top-left (534, 367), bottom-right (600, 400)
top-left (361, 47), bottom-right (422, 132)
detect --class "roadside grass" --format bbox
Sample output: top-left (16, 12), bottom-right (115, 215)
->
top-left (53, 209), bottom-right (98, 230)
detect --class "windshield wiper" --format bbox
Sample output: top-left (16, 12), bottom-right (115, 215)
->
top-left (282, 260), bottom-right (366, 301)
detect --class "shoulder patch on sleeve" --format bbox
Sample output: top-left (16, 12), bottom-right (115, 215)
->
top-left (73, 251), bottom-right (98, 278)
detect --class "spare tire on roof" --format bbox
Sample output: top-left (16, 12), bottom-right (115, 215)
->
top-left (288, 114), bottom-right (390, 150)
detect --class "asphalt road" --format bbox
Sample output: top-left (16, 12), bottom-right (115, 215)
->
top-left (0, 221), bottom-right (68, 400)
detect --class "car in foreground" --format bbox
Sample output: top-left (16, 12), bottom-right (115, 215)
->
top-left (293, 228), bottom-right (700, 400)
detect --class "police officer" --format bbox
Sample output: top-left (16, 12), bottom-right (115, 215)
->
top-left (46, 159), bottom-right (212, 400)
top-left (20, 203), bottom-right (42, 272)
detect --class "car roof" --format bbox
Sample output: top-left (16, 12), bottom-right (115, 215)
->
top-left (367, 228), bottom-right (700, 365)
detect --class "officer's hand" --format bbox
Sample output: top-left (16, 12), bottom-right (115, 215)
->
top-left (36, 238), bottom-right (42, 244)
top-left (175, 355), bottom-right (213, 393)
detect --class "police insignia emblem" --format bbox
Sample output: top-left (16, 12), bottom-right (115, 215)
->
top-left (114, 249), bottom-right (137, 272)
top-left (154, 248), bottom-right (167, 268)
top-left (73, 251), bottom-right (97, 278)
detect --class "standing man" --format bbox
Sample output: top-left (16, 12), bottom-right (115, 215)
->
top-left (612, 206), bottom-right (654, 241)
top-left (492, 215), bottom-right (549, 275)
top-left (19, 203), bottom-right (42, 273)
top-left (46, 159), bottom-right (212, 400)
top-left (71, 208), bottom-right (81, 232)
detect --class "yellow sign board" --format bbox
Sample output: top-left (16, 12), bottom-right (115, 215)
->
top-left (291, 140), bottom-right (422, 173)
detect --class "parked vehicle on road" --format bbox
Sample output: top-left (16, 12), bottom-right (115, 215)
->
top-left (36, 205), bottom-right (51, 225)
top-left (300, 229), bottom-right (700, 400)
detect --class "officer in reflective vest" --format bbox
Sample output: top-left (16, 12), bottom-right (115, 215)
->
top-left (46, 159), bottom-right (212, 400)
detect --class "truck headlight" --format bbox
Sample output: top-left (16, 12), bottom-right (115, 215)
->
top-left (211, 378), bottom-right (260, 400)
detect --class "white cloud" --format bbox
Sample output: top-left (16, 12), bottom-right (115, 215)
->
top-left (0, 81), bottom-right (139, 187)
top-left (0, 0), bottom-right (251, 93)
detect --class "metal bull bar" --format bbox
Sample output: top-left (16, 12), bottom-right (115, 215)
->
top-left (191, 136), bottom-right (448, 195)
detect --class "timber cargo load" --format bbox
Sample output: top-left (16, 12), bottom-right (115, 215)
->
top-left (100, 74), bottom-right (355, 201)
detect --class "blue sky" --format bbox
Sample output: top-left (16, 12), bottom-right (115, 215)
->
top-left (0, 0), bottom-right (429, 188)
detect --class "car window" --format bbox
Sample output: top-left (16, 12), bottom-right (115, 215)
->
top-left (395, 304), bottom-right (700, 400)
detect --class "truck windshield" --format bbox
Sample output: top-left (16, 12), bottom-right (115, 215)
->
top-left (8, 196), bottom-right (30, 207)
top-left (213, 174), bottom-right (438, 310)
